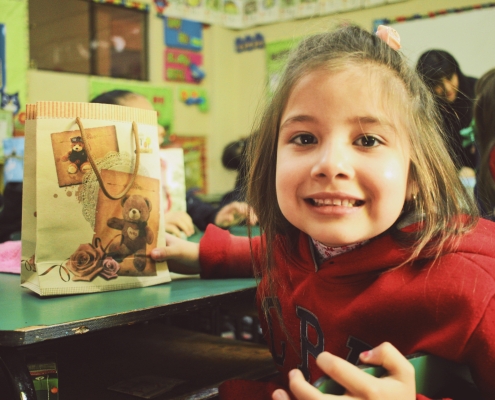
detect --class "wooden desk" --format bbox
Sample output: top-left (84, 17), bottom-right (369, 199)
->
top-left (0, 226), bottom-right (270, 399)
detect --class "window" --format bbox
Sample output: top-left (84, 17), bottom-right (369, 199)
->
top-left (29, 0), bottom-right (148, 80)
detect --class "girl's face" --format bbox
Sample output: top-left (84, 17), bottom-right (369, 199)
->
top-left (433, 73), bottom-right (459, 103)
top-left (276, 68), bottom-right (411, 247)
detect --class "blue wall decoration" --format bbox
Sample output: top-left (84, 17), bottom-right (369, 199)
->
top-left (164, 17), bottom-right (203, 52)
top-left (235, 33), bottom-right (265, 52)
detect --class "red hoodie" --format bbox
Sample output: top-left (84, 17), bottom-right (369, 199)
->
top-left (199, 218), bottom-right (495, 399)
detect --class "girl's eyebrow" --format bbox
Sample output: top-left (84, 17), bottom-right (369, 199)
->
top-left (279, 114), bottom-right (316, 129)
top-left (355, 115), bottom-right (395, 130)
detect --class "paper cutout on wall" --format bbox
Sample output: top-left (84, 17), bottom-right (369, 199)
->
top-left (154, 0), bottom-right (169, 13)
top-left (235, 33), bottom-right (265, 52)
top-left (266, 38), bottom-right (299, 95)
top-left (0, 1), bottom-right (28, 135)
top-left (165, 48), bottom-right (204, 84)
top-left (164, 17), bottom-right (203, 51)
top-left (179, 86), bottom-right (208, 112)
top-left (89, 78), bottom-right (174, 130)
top-left (92, 0), bottom-right (149, 10)
top-left (155, 0), bottom-right (410, 29)
top-left (373, 2), bottom-right (495, 30)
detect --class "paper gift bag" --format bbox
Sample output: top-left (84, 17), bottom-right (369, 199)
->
top-left (159, 148), bottom-right (186, 213)
top-left (21, 101), bottom-right (170, 296)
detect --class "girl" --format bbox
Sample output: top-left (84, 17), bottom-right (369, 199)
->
top-left (473, 68), bottom-right (495, 221)
top-left (416, 50), bottom-right (478, 171)
top-left (151, 24), bottom-right (495, 399)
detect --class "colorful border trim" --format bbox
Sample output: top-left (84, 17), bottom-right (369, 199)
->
top-left (375, 2), bottom-right (495, 25)
top-left (92, 0), bottom-right (149, 11)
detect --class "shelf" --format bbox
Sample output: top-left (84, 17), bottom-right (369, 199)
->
top-left (17, 323), bottom-right (278, 399)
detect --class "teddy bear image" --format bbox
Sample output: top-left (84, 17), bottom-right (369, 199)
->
top-left (106, 194), bottom-right (154, 271)
top-left (61, 136), bottom-right (91, 174)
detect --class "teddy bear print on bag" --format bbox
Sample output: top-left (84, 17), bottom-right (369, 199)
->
top-left (61, 136), bottom-right (92, 174)
top-left (107, 194), bottom-right (154, 271)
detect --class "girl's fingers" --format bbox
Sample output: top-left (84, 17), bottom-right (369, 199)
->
top-left (315, 352), bottom-right (380, 395)
top-left (288, 369), bottom-right (327, 399)
top-left (315, 345), bottom-right (415, 399)
top-left (359, 342), bottom-right (415, 383)
top-left (272, 388), bottom-right (291, 400)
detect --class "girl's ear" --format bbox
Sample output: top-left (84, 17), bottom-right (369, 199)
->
top-left (405, 178), bottom-right (418, 201)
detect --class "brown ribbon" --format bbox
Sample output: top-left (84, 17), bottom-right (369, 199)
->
top-left (75, 117), bottom-right (140, 200)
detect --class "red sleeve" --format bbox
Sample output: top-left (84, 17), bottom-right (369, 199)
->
top-left (199, 224), bottom-right (260, 279)
top-left (463, 295), bottom-right (495, 398)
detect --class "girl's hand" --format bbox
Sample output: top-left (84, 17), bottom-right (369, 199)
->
top-left (214, 201), bottom-right (258, 227)
top-left (164, 210), bottom-right (195, 238)
top-left (272, 342), bottom-right (415, 400)
top-left (150, 233), bottom-right (201, 275)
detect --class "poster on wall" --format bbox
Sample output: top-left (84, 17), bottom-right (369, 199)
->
top-left (164, 17), bottom-right (203, 52)
top-left (165, 48), bottom-right (204, 84)
top-left (89, 78), bottom-right (174, 131)
top-left (265, 38), bottom-right (299, 95)
top-left (0, 0), bottom-right (28, 136)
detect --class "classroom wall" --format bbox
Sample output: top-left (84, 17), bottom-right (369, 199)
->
top-left (27, 0), bottom-right (485, 195)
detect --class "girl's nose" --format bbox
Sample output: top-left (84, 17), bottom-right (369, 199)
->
top-left (310, 144), bottom-right (354, 180)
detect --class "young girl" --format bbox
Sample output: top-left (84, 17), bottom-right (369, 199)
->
top-left (473, 68), bottom-right (495, 221)
top-left (151, 24), bottom-right (495, 400)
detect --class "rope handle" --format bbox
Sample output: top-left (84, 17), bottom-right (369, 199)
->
top-left (75, 117), bottom-right (141, 200)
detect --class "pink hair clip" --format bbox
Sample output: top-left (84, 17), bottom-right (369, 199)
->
top-left (376, 25), bottom-right (401, 50)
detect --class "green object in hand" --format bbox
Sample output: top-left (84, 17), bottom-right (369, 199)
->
top-left (313, 352), bottom-right (480, 398)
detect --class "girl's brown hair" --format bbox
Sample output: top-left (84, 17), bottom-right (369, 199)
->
top-left (246, 24), bottom-right (478, 317)
top-left (474, 68), bottom-right (495, 219)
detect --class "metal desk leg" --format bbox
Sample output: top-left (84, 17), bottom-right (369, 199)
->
top-left (0, 347), bottom-right (37, 400)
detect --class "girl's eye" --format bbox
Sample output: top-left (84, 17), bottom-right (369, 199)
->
top-left (292, 134), bottom-right (317, 145)
top-left (354, 135), bottom-right (381, 147)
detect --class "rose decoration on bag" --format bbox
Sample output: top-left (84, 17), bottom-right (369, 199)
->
top-left (39, 236), bottom-right (122, 282)
top-left (66, 243), bottom-right (105, 281)
top-left (100, 257), bottom-right (120, 279)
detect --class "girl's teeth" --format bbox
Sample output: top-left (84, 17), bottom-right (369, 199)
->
top-left (313, 199), bottom-right (356, 207)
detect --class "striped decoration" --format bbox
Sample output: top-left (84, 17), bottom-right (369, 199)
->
top-left (376, 2), bottom-right (495, 25)
top-left (92, 0), bottom-right (149, 11)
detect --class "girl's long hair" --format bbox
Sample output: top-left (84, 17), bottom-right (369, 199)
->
top-left (246, 24), bottom-right (478, 319)
top-left (474, 68), bottom-right (495, 218)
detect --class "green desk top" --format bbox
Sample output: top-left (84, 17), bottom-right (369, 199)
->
top-left (0, 226), bottom-right (259, 347)
top-left (0, 273), bottom-right (257, 346)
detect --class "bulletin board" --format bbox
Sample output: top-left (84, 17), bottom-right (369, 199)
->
top-left (0, 0), bottom-right (28, 135)
top-left (384, 5), bottom-right (495, 78)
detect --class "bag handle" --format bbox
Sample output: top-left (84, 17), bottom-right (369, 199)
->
top-left (76, 117), bottom-right (140, 200)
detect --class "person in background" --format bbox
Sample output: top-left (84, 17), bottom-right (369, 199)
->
top-left (151, 24), bottom-right (495, 400)
top-left (218, 135), bottom-right (251, 208)
top-left (473, 68), bottom-right (495, 220)
top-left (90, 90), bottom-right (257, 236)
top-left (416, 49), bottom-right (478, 175)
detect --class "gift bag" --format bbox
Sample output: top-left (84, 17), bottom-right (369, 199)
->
top-left (159, 148), bottom-right (186, 213)
top-left (21, 101), bottom-right (170, 296)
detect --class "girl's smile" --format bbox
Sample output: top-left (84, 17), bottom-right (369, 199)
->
top-left (276, 67), bottom-right (411, 247)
